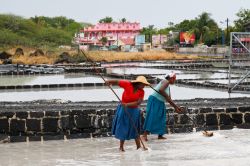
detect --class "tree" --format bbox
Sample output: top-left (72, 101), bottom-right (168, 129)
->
top-left (140, 25), bottom-right (157, 42)
top-left (194, 12), bottom-right (218, 45)
top-left (0, 14), bottom-right (23, 32)
top-left (168, 22), bottom-right (174, 27)
top-left (100, 37), bottom-right (108, 46)
top-left (175, 19), bottom-right (197, 32)
top-left (99, 17), bottom-right (113, 23)
top-left (120, 18), bottom-right (127, 23)
top-left (234, 8), bottom-right (250, 32)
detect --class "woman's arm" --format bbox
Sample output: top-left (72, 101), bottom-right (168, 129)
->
top-left (105, 79), bottom-right (119, 86)
top-left (122, 98), bottom-right (143, 107)
top-left (159, 80), bottom-right (182, 113)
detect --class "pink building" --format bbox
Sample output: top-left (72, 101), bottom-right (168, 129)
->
top-left (78, 22), bottom-right (141, 46)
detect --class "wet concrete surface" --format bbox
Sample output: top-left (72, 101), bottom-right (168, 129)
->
top-left (0, 129), bottom-right (250, 166)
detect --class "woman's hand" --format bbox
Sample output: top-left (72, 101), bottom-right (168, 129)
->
top-left (122, 103), bottom-right (128, 108)
top-left (105, 80), bottom-right (118, 86)
top-left (105, 80), bottom-right (111, 86)
top-left (175, 106), bottom-right (183, 113)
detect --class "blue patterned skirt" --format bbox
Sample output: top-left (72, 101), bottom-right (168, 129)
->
top-left (143, 95), bottom-right (167, 135)
top-left (112, 104), bottom-right (141, 141)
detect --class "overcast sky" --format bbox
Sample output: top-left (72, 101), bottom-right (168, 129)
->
top-left (1, 0), bottom-right (249, 29)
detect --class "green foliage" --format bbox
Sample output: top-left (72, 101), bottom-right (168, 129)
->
top-left (100, 37), bottom-right (108, 45)
top-left (168, 12), bottom-right (219, 46)
top-left (0, 29), bottom-right (32, 46)
top-left (194, 12), bottom-right (218, 44)
top-left (120, 18), bottom-right (127, 23)
top-left (140, 25), bottom-right (157, 42)
top-left (37, 27), bottom-right (72, 45)
top-left (0, 14), bottom-right (88, 48)
top-left (234, 9), bottom-right (250, 32)
top-left (175, 20), bottom-right (197, 32)
top-left (99, 16), bottom-right (113, 23)
top-left (203, 31), bottom-right (217, 46)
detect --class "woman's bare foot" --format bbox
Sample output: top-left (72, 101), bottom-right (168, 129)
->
top-left (137, 145), bottom-right (148, 151)
top-left (158, 135), bottom-right (167, 140)
top-left (119, 147), bottom-right (125, 152)
top-left (141, 135), bottom-right (148, 141)
top-left (202, 131), bottom-right (213, 137)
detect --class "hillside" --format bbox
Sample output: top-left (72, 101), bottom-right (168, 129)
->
top-left (0, 14), bottom-right (91, 49)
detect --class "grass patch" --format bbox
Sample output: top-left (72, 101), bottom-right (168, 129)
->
top-left (2, 46), bottom-right (223, 65)
top-left (12, 55), bottom-right (57, 64)
top-left (85, 50), bottom-right (199, 62)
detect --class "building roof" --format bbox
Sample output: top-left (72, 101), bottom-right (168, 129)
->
top-left (84, 22), bottom-right (141, 32)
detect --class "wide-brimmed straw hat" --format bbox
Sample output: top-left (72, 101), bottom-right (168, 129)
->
top-left (131, 76), bottom-right (150, 85)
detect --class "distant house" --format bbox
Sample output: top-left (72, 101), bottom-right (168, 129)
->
top-left (77, 22), bottom-right (141, 46)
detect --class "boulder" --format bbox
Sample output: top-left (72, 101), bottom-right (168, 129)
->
top-left (0, 51), bottom-right (12, 60)
top-left (15, 48), bottom-right (24, 56)
top-left (30, 49), bottom-right (45, 56)
top-left (54, 52), bottom-right (71, 64)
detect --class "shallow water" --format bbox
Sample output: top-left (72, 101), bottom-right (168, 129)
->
top-left (0, 74), bottom-right (104, 86)
top-left (0, 128), bottom-right (250, 166)
top-left (1, 85), bottom-right (250, 102)
top-left (196, 79), bottom-right (247, 84)
top-left (107, 67), bottom-right (239, 79)
top-left (106, 67), bottom-right (181, 75)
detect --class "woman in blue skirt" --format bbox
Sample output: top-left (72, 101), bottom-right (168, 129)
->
top-left (143, 72), bottom-right (182, 141)
top-left (105, 76), bottom-right (150, 152)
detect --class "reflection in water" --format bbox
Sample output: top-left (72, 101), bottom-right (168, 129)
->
top-left (0, 75), bottom-right (35, 86)
top-left (0, 129), bottom-right (250, 165)
top-left (106, 67), bottom-right (181, 75)
top-left (0, 66), bottom-right (249, 102)
top-left (0, 85), bottom-right (250, 102)
top-left (0, 74), bottom-right (105, 86)
top-left (107, 67), bottom-right (240, 80)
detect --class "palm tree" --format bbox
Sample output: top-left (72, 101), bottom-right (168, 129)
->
top-left (194, 12), bottom-right (217, 44)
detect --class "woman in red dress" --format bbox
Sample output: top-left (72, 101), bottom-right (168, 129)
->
top-left (105, 76), bottom-right (150, 152)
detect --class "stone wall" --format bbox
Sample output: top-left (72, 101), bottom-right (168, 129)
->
top-left (0, 99), bottom-right (250, 143)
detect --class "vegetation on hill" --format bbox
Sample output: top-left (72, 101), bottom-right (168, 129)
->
top-left (0, 14), bottom-right (90, 48)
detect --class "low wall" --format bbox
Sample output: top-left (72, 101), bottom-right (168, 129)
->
top-left (178, 46), bottom-right (229, 56)
top-left (0, 98), bottom-right (250, 143)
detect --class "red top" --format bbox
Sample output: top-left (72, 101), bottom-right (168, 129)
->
top-left (119, 80), bottom-right (144, 108)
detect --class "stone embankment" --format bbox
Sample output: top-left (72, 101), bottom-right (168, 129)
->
top-left (0, 98), bottom-right (249, 143)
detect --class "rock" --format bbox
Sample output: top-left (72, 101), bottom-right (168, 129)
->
top-left (46, 50), bottom-right (55, 56)
top-left (0, 51), bottom-right (12, 59)
top-left (30, 49), bottom-right (45, 56)
top-left (15, 48), bottom-right (24, 56)
top-left (3, 59), bottom-right (12, 64)
top-left (54, 52), bottom-right (71, 64)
